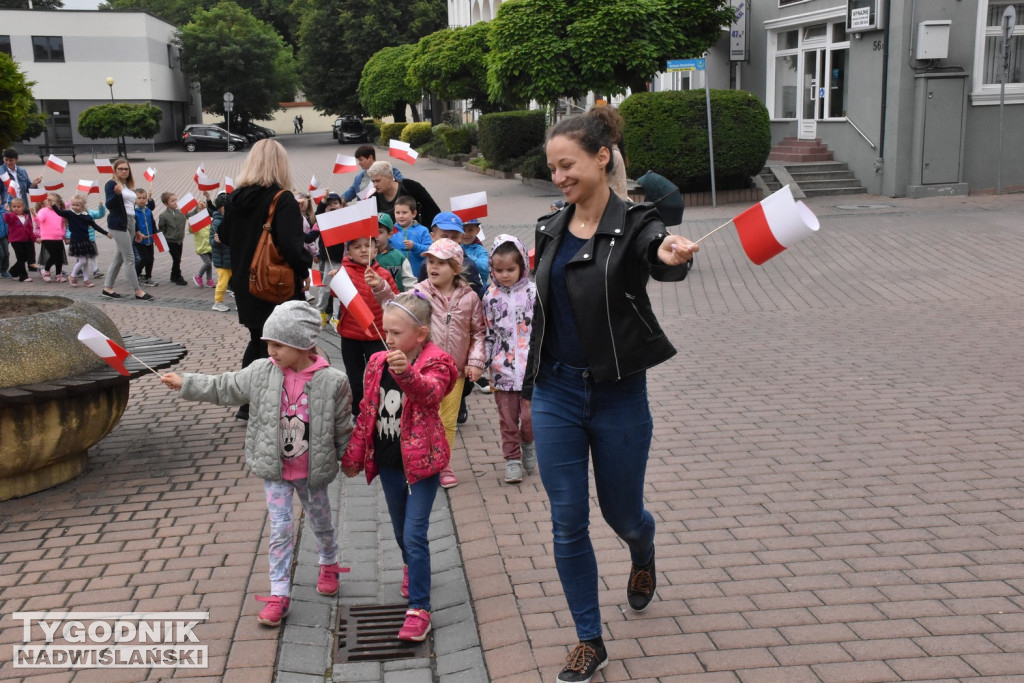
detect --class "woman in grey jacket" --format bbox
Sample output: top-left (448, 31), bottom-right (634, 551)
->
top-left (162, 301), bottom-right (352, 628)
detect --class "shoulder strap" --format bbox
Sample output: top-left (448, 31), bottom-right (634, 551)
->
top-left (263, 190), bottom-right (289, 230)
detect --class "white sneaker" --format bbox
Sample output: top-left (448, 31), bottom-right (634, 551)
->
top-left (504, 459), bottom-right (523, 484)
top-left (211, 302), bottom-right (231, 312)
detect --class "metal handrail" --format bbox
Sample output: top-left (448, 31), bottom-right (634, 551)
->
top-left (845, 116), bottom-right (876, 150)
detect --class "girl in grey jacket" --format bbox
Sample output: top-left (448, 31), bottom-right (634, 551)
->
top-left (162, 301), bottom-right (353, 627)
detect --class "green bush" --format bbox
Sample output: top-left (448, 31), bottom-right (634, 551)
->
top-left (443, 126), bottom-right (475, 155)
top-left (401, 122), bottom-right (433, 147)
top-left (619, 90), bottom-right (770, 192)
top-left (379, 122), bottom-right (409, 146)
top-left (514, 145), bottom-right (551, 181)
top-left (363, 119), bottom-right (381, 143)
top-left (478, 110), bottom-right (546, 166)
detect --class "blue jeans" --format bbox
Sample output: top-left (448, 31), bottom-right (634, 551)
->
top-left (532, 361), bottom-right (655, 641)
top-left (377, 466), bottom-right (440, 611)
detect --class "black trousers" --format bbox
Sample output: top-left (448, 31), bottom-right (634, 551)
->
top-left (135, 243), bottom-right (154, 280)
top-left (168, 240), bottom-right (183, 281)
top-left (10, 241), bottom-right (35, 280)
top-left (341, 337), bottom-right (386, 416)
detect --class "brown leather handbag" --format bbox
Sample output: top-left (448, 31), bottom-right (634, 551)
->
top-left (248, 190), bottom-right (295, 304)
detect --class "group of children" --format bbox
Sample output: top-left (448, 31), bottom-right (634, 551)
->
top-left (160, 196), bottom-right (537, 642)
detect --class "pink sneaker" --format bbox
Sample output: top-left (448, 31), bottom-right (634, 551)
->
top-left (397, 608), bottom-right (431, 642)
top-left (439, 466), bottom-right (458, 489)
top-left (193, 274), bottom-right (203, 287)
top-left (255, 595), bottom-right (290, 627)
top-left (317, 563), bottom-right (350, 596)
top-left (401, 565), bottom-right (409, 599)
top-left (206, 278), bottom-right (215, 287)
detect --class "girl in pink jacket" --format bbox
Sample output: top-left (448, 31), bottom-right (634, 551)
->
top-left (342, 291), bottom-right (458, 644)
top-left (34, 193), bottom-right (68, 282)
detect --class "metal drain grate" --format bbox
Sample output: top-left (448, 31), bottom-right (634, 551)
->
top-left (334, 604), bottom-right (430, 663)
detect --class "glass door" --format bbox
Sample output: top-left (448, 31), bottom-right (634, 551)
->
top-left (802, 48), bottom-right (825, 121)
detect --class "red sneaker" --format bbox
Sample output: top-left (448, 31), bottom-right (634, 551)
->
top-left (401, 565), bottom-right (409, 599)
top-left (317, 563), bottom-right (349, 596)
top-left (439, 466), bottom-right (458, 489)
top-left (397, 608), bottom-right (431, 642)
top-left (255, 595), bottom-right (290, 627)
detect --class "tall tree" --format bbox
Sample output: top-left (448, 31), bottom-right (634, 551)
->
top-left (488, 0), bottom-right (735, 106)
top-left (357, 44), bottom-right (420, 122)
top-left (0, 54), bottom-right (46, 148)
top-left (295, 0), bottom-right (445, 115)
top-left (101, 0), bottom-right (298, 48)
top-left (0, 0), bottom-right (64, 7)
top-left (176, 1), bottom-right (298, 121)
top-left (406, 23), bottom-right (497, 113)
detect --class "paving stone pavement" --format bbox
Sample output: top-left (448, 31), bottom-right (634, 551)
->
top-left (3, 134), bottom-right (1024, 682)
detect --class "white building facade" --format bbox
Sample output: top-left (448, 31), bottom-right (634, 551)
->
top-left (1, 9), bottom-right (202, 154)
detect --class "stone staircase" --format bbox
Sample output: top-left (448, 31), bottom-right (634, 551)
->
top-left (761, 137), bottom-right (866, 197)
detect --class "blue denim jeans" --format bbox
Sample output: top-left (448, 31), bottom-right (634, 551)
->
top-left (532, 361), bottom-right (656, 641)
top-left (377, 466), bottom-right (440, 611)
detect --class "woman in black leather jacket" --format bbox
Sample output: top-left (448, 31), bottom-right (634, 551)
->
top-left (525, 108), bottom-right (697, 683)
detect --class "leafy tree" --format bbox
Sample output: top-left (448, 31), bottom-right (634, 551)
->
top-left (406, 22), bottom-right (497, 113)
top-left (78, 103), bottom-right (164, 140)
top-left (295, 0), bottom-right (445, 116)
top-left (176, 1), bottom-right (298, 121)
top-left (0, 54), bottom-right (46, 148)
top-left (488, 0), bottom-right (735, 106)
top-left (0, 0), bottom-right (63, 7)
top-left (357, 44), bottom-right (420, 122)
top-left (101, 0), bottom-right (297, 47)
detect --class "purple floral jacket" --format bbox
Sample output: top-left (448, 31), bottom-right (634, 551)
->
top-left (342, 341), bottom-right (457, 484)
top-left (484, 235), bottom-right (536, 392)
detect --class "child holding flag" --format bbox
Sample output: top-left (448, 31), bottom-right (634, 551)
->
top-left (133, 189), bottom-right (158, 286)
top-left (4, 198), bottom-right (37, 281)
top-left (328, 236), bottom-right (398, 415)
top-left (158, 192), bottom-right (189, 286)
top-left (367, 237), bottom-right (485, 489)
top-left (33, 193), bottom-right (68, 282)
top-left (342, 291), bottom-right (458, 642)
top-left (161, 301), bottom-right (353, 628)
top-left (388, 196), bottom-right (431, 277)
top-left (190, 197), bottom-right (214, 288)
top-left (58, 194), bottom-right (111, 287)
top-left (374, 213), bottom-right (415, 292)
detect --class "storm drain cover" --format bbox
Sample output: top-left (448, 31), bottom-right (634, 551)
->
top-left (334, 604), bottom-right (430, 663)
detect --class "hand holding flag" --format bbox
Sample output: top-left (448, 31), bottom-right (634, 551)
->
top-left (316, 201), bottom-right (378, 247)
top-left (144, 167), bottom-right (157, 182)
top-left (188, 208), bottom-right (212, 233)
top-left (329, 267), bottom-right (378, 339)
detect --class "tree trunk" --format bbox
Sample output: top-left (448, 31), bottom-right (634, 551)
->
top-left (392, 103), bottom-right (407, 122)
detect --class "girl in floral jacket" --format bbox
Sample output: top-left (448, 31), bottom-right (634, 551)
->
top-left (342, 291), bottom-right (458, 644)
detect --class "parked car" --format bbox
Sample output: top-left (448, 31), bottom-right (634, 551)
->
top-left (214, 121), bottom-right (262, 144)
top-left (254, 124), bottom-right (276, 138)
top-left (181, 125), bottom-right (247, 152)
top-left (333, 116), bottom-right (368, 144)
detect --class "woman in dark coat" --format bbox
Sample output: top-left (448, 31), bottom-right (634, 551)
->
top-left (219, 139), bottom-right (313, 420)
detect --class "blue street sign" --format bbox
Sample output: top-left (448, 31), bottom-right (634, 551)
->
top-left (667, 58), bottom-right (706, 72)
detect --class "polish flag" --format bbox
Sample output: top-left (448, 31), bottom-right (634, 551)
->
top-left (309, 175), bottom-right (321, 191)
top-left (357, 183), bottom-right (376, 201)
top-left (7, 181), bottom-right (17, 198)
top-left (196, 174), bottom-right (219, 192)
top-left (188, 208), bottom-right (212, 233)
top-left (193, 164), bottom-right (205, 184)
top-left (316, 201), bottom-right (378, 247)
top-left (224, 176), bottom-right (235, 193)
top-left (45, 154), bottom-right (67, 173)
top-left (94, 159), bottom-right (114, 174)
top-left (450, 191), bottom-right (488, 222)
top-left (144, 167), bottom-right (157, 182)
top-left (310, 188), bottom-right (326, 205)
top-left (732, 185), bottom-right (820, 265)
top-left (329, 267), bottom-right (375, 333)
top-left (43, 181), bottom-right (63, 191)
top-left (77, 324), bottom-right (131, 376)
top-left (77, 179), bottom-right (99, 194)
top-left (308, 269), bottom-right (323, 287)
top-left (29, 187), bottom-right (47, 202)
top-left (153, 232), bottom-right (169, 253)
top-left (178, 193), bottom-right (198, 214)
top-left (333, 154), bottom-right (358, 174)
top-left (0, 170), bottom-right (8, 183)
top-left (389, 140), bottom-right (418, 165)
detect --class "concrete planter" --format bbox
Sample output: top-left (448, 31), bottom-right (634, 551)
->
top-left (0, 295), bottom-right (129, 500)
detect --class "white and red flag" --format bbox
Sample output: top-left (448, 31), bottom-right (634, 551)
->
top-left (77, 324), bottom-right (131, 376)
top-left (732, 185), bottom-right (820, 265)
top-left (178, 193), bottom-right (198, 214)
top-left (316, 201), bottom-right (378, 247)
top-left (45, 154), bottom-right (67, 173)
top-left (357, 183), bottom-right (376, 201)
top-left (7, 182), bottom-right (17, 198)
top-left (310, 188), bottom-right (326, 205)
top-left (334, 154), bottom-right (358, 174)
top-left (450, 191), bottom-right (487, 222)
top-left (77, 180), bottom-right (100, 194)
top-left (389, 140), bottom-right (418, 165)
top-left (224, 176), bottom-right (235, 193)
top-left (43, 181), bottom-right (63, 192)
top-left (94, 159), bottom-right (114, 175)
top-left (309, 175), bottom-right (321, 191)
top-left (28, 187), bottom-right (47, 202)
top-left (144, 167), bottom-right (157, 182)
top-left (188, 208), bottom-right (212, 233)
top-left (308, 268), bottom-right (323, 287)
top-left (153, 232), bottom-right (169, 253)
top-left (192, 164), bottom-right (205, 184)
top-left (196, 174), bottom-right (219, 192)
top-left (329, 267), bottom-right (374, 333)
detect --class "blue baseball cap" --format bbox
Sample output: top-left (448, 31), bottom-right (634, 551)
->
top-left (431, 211), bottom-right (464, 233)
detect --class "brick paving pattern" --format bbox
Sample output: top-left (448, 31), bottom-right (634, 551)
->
top-left (2, 135), bottom-right (1024, 681)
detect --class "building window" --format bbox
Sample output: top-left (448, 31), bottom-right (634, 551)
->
top-left (0, 36), bottom-right (11, 56)
top-left (767, 16), bottom-right (849, 120)
top-left (779, 0), bottom-right (810, 5)
top-left (32, 36), bottom-right (65, 63)
top-left (972, 1), bottom-right (1024, 104)
top-left (167, 44), bottom-right (174, 68)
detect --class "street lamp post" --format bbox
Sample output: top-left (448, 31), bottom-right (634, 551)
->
top-left (105, 76), bottom-right (127, 159)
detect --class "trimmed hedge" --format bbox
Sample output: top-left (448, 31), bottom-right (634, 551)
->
top-left (443, 126), bottom-right (475, 155)
top-left (401, 122), bottom-right (433, 147)
top-left (363, 119), bottom-right (381, 143)
top-left (379, 122), bottom-right (409, 146)
top-left (619, 90), bottom-right (770, 192)
top-left (478, 110), bottom-right (546, 166)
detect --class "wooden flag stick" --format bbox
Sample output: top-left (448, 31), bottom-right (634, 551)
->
top-left (370, 321), bottom-right (388, 346)
top-left (130, 353), bottom-right (163, 377)
top-left (694, 219), bottom-right (733, 245)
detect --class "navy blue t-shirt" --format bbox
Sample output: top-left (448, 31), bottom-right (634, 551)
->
top-left (542, 232), bottom-right (591, 368)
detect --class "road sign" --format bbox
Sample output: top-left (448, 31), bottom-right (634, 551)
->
top-left (224, 92), bottom-right (234, 104)
top-left (667, 58), bottom-right (706, 72)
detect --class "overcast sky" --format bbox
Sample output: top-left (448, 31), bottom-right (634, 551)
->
top-left (60, 0), bottom-right (103, 9)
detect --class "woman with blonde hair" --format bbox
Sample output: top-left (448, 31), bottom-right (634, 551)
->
top-left (219, 139), bottom-right (313, 421)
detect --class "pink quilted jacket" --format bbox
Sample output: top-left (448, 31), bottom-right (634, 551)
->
top-left (342, 341), bottom-right (458, 484)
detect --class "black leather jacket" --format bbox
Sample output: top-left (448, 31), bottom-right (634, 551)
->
top-left (523, 193), bottom-right (691, 399)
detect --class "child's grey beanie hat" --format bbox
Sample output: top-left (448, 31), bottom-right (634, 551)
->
top-left (261, 300), bottom-right (320, 350)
